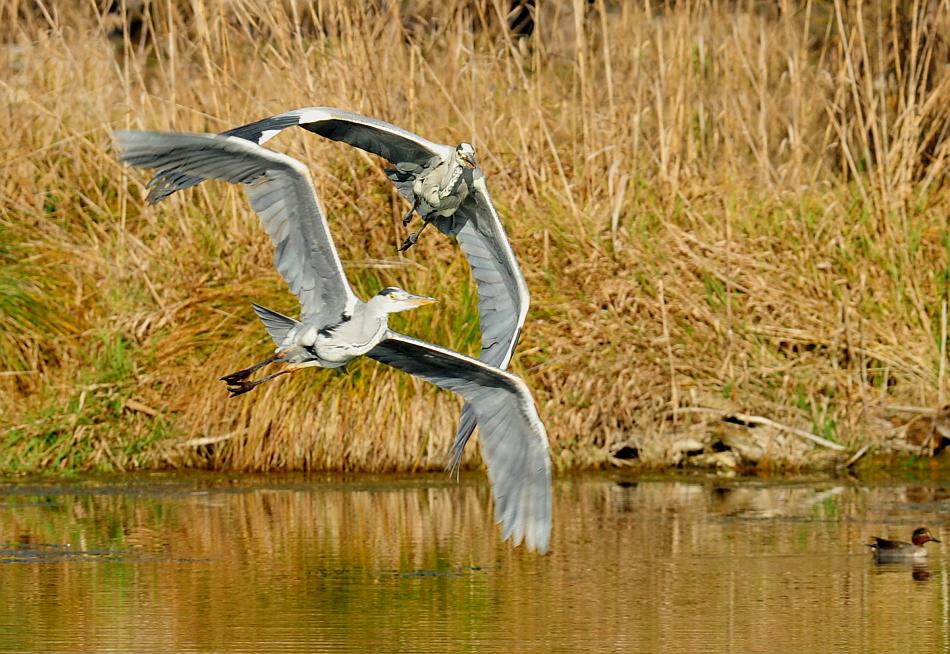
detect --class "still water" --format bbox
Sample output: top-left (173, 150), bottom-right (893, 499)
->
top-left (1, 473), bottom-right (948, 653)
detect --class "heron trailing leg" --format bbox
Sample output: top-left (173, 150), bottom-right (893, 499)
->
top-left (402, 197), bottom-right (419, 226)
top-left (220, 353), bottom-right (282, 385)
top-left (398, 216), bottom-right (433, 252)
top-left (224, 368), bottom-right (297, 397)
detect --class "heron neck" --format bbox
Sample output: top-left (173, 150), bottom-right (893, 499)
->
top-left (362, 296), bottom-right (395, 322)
top-left (439, 159), bottom-right (466, 198)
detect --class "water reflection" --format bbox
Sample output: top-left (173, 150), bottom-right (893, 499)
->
top-left (867, 562), bottom-right (933, 582)
top-left (0, 474), bottom-right (949, 653)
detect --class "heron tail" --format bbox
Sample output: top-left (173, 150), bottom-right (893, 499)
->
top-left (251, 303), bottom-right (301, 347)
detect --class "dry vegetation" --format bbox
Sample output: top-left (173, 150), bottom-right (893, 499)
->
top-left (0, 0), bottom-right (948, 473)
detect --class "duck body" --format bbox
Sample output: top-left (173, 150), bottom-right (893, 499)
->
top-left (868, 527), bottom-right (940, 562)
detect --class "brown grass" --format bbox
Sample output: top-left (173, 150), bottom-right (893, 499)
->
top-left (0, 0), bottom-right (948, 472)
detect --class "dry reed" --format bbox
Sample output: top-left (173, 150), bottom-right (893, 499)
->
top-left (0, 0), bottom-right (947, 472)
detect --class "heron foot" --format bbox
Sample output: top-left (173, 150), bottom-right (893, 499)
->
top-left (222, 367), bottom-right (292, 397)
top-left (397, 233), bottom-right (419, 252)
top-left (225, 379), bottom-right (262, 397)
top-left (398, 216), bottom-right (435, 252)
top-left (221, 369), bottom-right (254, 385)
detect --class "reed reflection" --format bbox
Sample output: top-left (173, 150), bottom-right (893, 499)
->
top-left (1, 475), bottom-right (949, 653)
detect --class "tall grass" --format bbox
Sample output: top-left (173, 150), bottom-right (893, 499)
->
top-left (0, 0), bottom-right (947, 472)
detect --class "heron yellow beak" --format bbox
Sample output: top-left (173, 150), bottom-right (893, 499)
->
top-left (409, 295), bottom-right (438, 307)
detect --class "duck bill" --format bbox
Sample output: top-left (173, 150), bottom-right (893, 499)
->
top-left (930, 536), bottom-right (941, 543)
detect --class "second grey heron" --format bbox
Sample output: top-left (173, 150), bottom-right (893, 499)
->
top-left (116, 129), bottom-right (552, 554)
top-left (144, 107), bottom-right (529, 472)
top-left (389, 140), bottom-right (477, 251)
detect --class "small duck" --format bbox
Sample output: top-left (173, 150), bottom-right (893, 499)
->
top-left (868, 527), bottom-right (941, 562)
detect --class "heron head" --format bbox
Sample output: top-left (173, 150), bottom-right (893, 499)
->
top-left (374, 287), bottom-right (438, 314)
top-left (456, 142), bottom-right (477, 169)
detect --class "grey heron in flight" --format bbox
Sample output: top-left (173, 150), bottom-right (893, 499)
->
top-left (145, 107), bottom-right (530, 473)
top-left (116, 129), bottom-right (552, 554)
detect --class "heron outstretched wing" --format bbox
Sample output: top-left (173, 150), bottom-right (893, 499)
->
top-left (145, 107), bottom-right (453, 204)
top-left (116, 130), bottom-right (358, 325)
top-left (444, 172), bottom-right (531, 466)
top-left (366, 330), bottom-right (551, 554)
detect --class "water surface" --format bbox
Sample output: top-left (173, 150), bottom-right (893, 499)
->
top-left (1, 473), bottom-right (948, 653)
